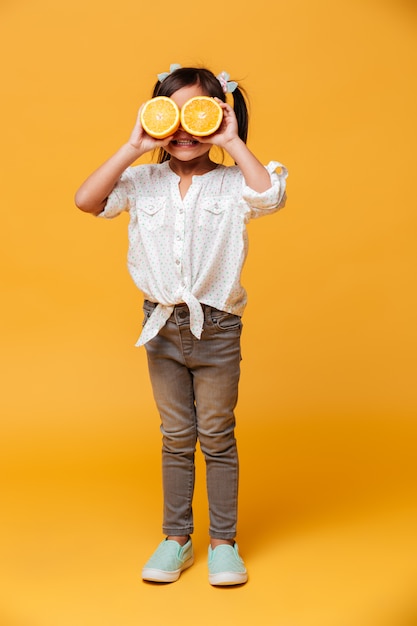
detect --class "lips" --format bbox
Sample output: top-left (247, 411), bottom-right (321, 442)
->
top-left (171, 138), bottom-right (199, 146)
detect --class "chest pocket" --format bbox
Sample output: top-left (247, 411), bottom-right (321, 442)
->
top-left (198, 197), bottom-right (228, 232)
top-left (136, 197), bottom-right (166, 232)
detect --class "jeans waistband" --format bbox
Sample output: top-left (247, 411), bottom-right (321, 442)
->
top-left (144, 300), bottom-right (216, 325)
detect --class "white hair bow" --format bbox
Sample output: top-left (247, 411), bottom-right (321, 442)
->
top-left (216, 71), bottom-right (238, 93)
top-left (157, 63), bottom-right (182, 82)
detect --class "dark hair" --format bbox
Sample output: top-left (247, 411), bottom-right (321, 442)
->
top-left (151, 67), bottom-right (248, 163)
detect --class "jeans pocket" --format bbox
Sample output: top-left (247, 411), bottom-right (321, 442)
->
top-left (211, 309), bottom-right (242, 331)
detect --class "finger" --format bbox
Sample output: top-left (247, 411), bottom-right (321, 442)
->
top-left (160, 134), bottom-right (175, 145)
top-left (215, 98), bottom-right (233, 112)
top-left (135, 103), bottom-right (146, 123)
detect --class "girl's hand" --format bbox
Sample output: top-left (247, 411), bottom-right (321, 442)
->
top-left (197, 99), bottom-right (240, 151)
top-left (128, 105), bottom-right (175, 156)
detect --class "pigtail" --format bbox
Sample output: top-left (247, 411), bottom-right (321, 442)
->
top-left (231, 86), bottom-right (249, 145)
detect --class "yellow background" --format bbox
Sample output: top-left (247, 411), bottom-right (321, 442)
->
top-left (1, 0), bottom-right (417, 624)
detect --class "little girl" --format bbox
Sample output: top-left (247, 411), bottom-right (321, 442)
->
top-left (75, 65), bottom-right (287, 586)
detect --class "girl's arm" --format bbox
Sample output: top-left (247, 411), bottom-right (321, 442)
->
top-left (74, 107), bottom-right (171, 216)
top-left (203, 101), bottom-right (272, 193)
top-left (75, 143), bottom-right (142, 216)
top-left (223, 136), bottom-right (272, 193)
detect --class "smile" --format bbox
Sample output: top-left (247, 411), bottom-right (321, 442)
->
top-left (171, 140), bottom-right (199, 146)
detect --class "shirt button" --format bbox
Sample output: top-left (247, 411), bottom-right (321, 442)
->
top-left (176, 259), bottom-right (180, 265)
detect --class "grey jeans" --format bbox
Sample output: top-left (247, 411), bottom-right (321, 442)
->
top-left (143, 300), bottom-right (242, 540)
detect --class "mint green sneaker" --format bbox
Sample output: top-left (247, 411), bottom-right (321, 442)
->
top-left (208, 543), bottom-right (248, 586)
top-left (142, 538), bottom-right (194, 582)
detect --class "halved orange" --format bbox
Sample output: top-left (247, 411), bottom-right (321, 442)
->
top-left (180, 96), bottom-right (223, 137)
top-left (140, 96), bottom-right (180, 139)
